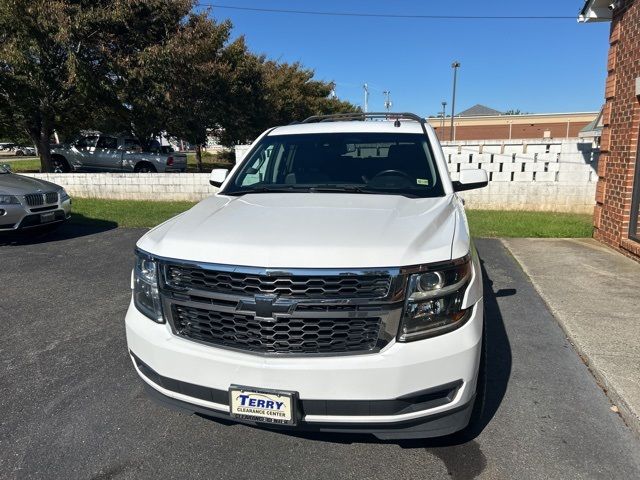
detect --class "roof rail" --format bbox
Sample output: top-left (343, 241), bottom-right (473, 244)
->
top-left (301, 112), bottom-right (426, 124)
top-left (300, 112), bottom-right (429, 136)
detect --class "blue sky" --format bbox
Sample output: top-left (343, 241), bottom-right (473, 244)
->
top-left (207, 1), bottom-right (610, 116)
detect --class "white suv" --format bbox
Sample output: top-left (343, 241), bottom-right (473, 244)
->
top-left (125, 113), bottom-right (489, 439)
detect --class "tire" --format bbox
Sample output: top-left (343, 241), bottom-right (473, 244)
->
top-left (51, 156), bottom-right (70, 173)
top-left (134, 162), bottom-right (157, 173)
top-left (15, 150), bottom-right (24, 157)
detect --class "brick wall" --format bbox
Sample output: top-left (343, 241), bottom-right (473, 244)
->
top-left (594, 0), bottom-right (640, 260)
top-left (434, 121), bottom-right (591, 142)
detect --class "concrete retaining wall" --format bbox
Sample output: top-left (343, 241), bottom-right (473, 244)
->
top-left (26, 138), bottom-right (598, 212)
top-left (442, 139), bottom-right (598, 213)
top-left (26, 173), bottom-right (219, 202)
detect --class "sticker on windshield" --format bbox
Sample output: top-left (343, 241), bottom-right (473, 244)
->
top-left (416, 179), bottom-right (430, 186)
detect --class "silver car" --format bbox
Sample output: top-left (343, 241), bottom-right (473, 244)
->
top-left (0, 164), bottom-right (72, 232)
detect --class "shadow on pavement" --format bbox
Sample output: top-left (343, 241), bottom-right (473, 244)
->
top-left (0, 215), bottom-right (117, 246)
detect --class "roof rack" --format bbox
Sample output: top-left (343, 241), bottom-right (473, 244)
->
top-left (301, 112), bottom-right (426, 124)
top-left (299, 112), bottom-right (429, 136)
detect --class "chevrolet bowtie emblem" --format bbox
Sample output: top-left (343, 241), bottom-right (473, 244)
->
top-left (238, 294), bottom-right (296, 319)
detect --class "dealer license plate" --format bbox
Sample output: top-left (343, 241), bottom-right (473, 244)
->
top-left (229, 386), bottom-right (296, 425)
top-left (40, 212), bottom-right (55, 223)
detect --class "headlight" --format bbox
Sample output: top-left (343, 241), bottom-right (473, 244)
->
top-left (0, 194), bottom-right (19, 204)
top-left (398, 257), bottom-right (472, 342)
top-left (133, 251), bottom-right (164, 323)
top-left (59, 189), bottom-right (70, 201)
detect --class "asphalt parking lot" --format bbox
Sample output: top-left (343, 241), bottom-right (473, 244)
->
top-left (1, 225), bottom-right (639, 480)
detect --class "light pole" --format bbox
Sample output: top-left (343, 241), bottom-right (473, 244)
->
top-left (440, 101), bottom-right (447, 135)
top-left (363, 83), bottom-right (369, 113)
top-left (450, 61), bottom-right (460, 141)
top-left (383, 91), bottom-right (392, 112)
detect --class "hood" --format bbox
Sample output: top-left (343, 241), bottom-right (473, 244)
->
top-left (138, 193), bottom-right (462, 269)
top-left (0, 173), bottom-right (62, 195)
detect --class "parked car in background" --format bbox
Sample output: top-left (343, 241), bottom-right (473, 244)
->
top-left (0, 143), bottom-right (16, 152)
top-left (126, 112), bottom-right (489, 440)
top-left (51, 135), bottom-right (187, 173)
top-left (14, 146), bottom-right (36, 156)
top-left (0, 164), bottom-right (71, 231)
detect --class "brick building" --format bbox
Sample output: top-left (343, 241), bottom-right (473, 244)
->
top-left (429, 111), bottom-right (597, 141)
top-left (580, 0), bottom-right (640, 260)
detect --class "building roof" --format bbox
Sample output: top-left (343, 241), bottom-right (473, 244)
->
top-left (578, 0), bottom-right (614, 22)
top-left (457, 104), bottom-right (503, 117)
top-left (579, 107), bottom-right (604, 137)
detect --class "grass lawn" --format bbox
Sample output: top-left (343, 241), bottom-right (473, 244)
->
top-left (186, 152), bottom-right (234, 173)
top-left (70, 198), bottom-right (593, 237)
top-left (2, 157), bottom-right (41, 172)
top-left (467, 210), bottom-right (593, 238)
top-left (71, 198), bottom-right (196, 228)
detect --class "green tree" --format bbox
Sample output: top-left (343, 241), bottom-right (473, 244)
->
top-left (0, 1), bottom-right (115, 171)
top-left (218, 57), bottom-right (358, 145)
top-left (1, 0), bottom-right (357, 171)
top-left (0, 0), bottom-right (202, 170)
top-left (504, 109), bottom-right (529, 115)
top-left (162, 13), bottom-right (235, 171)
top-left (97, 0), bottom-right (197, 148)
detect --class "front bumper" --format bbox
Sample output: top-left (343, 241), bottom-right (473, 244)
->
top-left (125, 299), bottom-right (483, 439)
top-left (0, 198), bottom-right (71, 231)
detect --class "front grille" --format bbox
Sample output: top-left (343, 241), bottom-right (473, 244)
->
top-left (164, 265), bottom-right (391, 299)
top-left (24, 193), bottom-right (44, 207)
top-left (172, 304), bottom-right (382, 354)
top-left (24, 192), bottom-right (57, 207)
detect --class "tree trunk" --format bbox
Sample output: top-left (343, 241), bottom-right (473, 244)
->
top-left (196, 144), bottom-right (203, 172)
top-left (38, 128), bottom-right (53, 172)
top-left (29, 126), bottom-right (52, 172)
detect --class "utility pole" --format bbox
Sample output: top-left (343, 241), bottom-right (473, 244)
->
top-left (363, 83), bottom-right (369, 113)
top-left (450, 61), bottom-right (460, 141)
top-left (440, 101), bottom-right (447, 135)
top-left (383, 91), bottom-right (392, 112)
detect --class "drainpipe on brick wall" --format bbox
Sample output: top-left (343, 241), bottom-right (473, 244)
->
top-left (566, 120), bottom-right (571, 139)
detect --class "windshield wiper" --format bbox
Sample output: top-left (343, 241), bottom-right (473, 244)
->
top-left (225, 185), bottom-right (311, 196)
top-left (226, 184), bottom-right (420, 198)
top-left (308, 185), bottom-right (420, 198)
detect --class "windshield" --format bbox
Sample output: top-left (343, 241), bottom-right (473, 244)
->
top-left (223, 132), bottom-right (444, 198)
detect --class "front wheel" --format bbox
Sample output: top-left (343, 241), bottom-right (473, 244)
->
top-left (51, 156), bottom-right (70, 173)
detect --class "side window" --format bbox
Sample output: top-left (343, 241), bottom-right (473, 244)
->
top-left (240, 145), bottom-right (274, 186)
top-left (124, 138), bottom-right (142, 151)
top-left (76, 136), bottom-right (98, 149)
top-left (97, 136), bottom-right (118, 149)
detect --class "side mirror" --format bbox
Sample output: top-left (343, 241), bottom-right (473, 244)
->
top-left (210, 168), bottom-right (229, 187)
top-left (453, 169), bottom-right (488, 192)
top-left (1, 163), bottom-right (12, 172)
